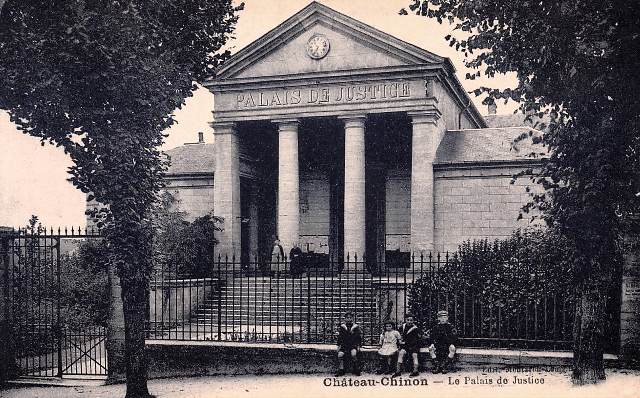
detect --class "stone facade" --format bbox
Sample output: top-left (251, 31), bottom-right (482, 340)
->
top-left (165, 176), bottom-right (214, 221)
top-left (433, 166), bottom-right (544, 252)
top-left (154, 2), bottom-right (546, 261)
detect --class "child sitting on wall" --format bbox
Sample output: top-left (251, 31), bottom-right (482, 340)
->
top-left (377, 321), bottom-right (402, 374)
top-left (394, 314), bottom-right (422, 377)
top-left (426, 310), bottom-right (458, 374)
top-left (335, 311), bottom-right (362, 376)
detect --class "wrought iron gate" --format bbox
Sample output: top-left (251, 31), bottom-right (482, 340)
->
top-left (1, 229), bottom-right (107, 378)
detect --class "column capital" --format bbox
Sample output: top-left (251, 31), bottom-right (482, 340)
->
top-left (338, 114), bottom-right (367, 129)
top-left (273, 118), bottom-right (300, 132)
top-left (211, 121), bottom-right (237, 135)
top-left (408, 109), bottom-right (442, 125)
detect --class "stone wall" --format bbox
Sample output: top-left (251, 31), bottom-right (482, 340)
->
top-left (385, 168), bottom-right (410, 251)
top-left (148, 278), bottom-right (217, 328)
top-left (165, 175), bottom-right (215, 221)
top-left (433, 165), bottom-right (542, 253)
top-left (380, 165), bottom-right (541, 253)
top-left (299, 171), bottom-right (330, 253)
top-left (159, 165), bottom-right (542, 255)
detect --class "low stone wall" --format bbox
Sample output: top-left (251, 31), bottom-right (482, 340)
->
top-left (146, 342), bottom-right (337, 377)
top-left (148, 278), bottom-right (217, 327)
top-left (144, 341), bottom-right (620, 379)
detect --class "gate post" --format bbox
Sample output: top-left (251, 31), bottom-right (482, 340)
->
top-left (106, 263), bottom-right (127, 383)
top-left (0, 227), bottom-right (17, 383)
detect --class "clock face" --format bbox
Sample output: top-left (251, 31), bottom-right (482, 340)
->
top-left (306, 34), bottom-right (330, 59)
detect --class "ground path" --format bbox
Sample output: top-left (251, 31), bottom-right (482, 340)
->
top-left (3, 368), bottom-right (639, 398)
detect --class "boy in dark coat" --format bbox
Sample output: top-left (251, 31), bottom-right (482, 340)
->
top-left (394, 314), bottom-right (422, 377)
top-left (336, 312), bottom-right (362, 376)
top-left (426, 310), bottom-right (458, 373)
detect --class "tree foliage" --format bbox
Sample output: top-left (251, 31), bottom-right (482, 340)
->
top-left (0, 1), bottom-right (242, 396)
top-left (409, 229), bottom-right (619, 349)
top-left (60, 239), bottom-right (110, 331)
top-left (151, 192), bottom-right (221, 278)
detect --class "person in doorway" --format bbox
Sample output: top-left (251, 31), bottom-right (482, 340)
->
top-left (269, 237), bottom-right (285, 276)
top-left (426, 310), bottom-right (458, 374)
top-left (289, 242), bottom-right (304, 277)
top-left (377, 321), bottom-right (401, 374)
top-left (336, 312), bottom-right (362, 376)
top-left (394, 314), bottom-right (422, 377)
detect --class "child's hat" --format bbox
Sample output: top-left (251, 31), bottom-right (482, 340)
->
top-left (437, 310), bottom-right (449, 316)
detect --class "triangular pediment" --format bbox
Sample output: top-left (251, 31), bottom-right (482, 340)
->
top-left (215, 2), bottom-right (444, 80)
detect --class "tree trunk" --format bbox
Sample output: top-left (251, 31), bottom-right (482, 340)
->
top-left (120, 277), bottom-right (153, 398)
top-left (571, 283), bottom-right (607, 385)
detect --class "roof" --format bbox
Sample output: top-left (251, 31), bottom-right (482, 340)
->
top-left (484, 113), bottom-right (550, 131)
top-left (434, 127), bottom-right (546, 165)
top-left (164, 143), bottom-right (215, 175)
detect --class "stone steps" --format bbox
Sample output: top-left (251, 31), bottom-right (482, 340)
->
top-left (190, 276), bottom-right (380, 329)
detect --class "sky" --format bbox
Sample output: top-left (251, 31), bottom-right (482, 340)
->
top-left (0, 0), bottom-right (517, 229)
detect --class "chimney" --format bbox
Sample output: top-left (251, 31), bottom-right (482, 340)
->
top-left (198, 131), bottom-right (204, 143)
top-left (488, 102), bottom-right (497, 115)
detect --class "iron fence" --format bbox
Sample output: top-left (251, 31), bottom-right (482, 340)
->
top-left (145, 252), bottom-right (621, 352)
top-left (1, 228), bottom-right (108, 378)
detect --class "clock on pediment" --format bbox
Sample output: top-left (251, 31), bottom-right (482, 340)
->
top-left (306, 34), bottom-right (330, 59)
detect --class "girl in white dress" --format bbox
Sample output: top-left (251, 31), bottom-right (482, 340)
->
top-left (377, 321), bottom-right (402, 374)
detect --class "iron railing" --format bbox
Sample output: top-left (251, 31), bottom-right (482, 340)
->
top-left (1, 228), bottom-right (108, 378)
top-left (145, 253), bottom-right (621, 352)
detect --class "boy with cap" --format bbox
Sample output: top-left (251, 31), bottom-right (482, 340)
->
top-left (426, 310), bottom-right (458, 373)
top-left (336, 311), bottom-right (362, 376)
top-left (394, 313), bottom-right (422, 377)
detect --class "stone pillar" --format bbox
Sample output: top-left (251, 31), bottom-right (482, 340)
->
top-left (341, 115), bottom-right (367, 263)
top-left (106, 264), bottom-right (126, 383)
top-left (276, 119), bottom-right (300, 254)
top-left (213, 122), bottom-right (241, 258)
top-left (409, 110), bottom-right (443, 255)
top-left (620, 232), bottom-right (640, 363)
top-left (0, 228), bottom-right (17, 383)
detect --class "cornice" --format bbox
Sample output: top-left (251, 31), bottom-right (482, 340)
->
top-left (206, 64), bottom-right (444, 91)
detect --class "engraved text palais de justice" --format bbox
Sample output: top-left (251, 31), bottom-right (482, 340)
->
top-left (235, 81), bottom-right (412, 109)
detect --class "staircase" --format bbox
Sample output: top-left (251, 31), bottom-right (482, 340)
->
top-left (189, 276), bottom-right (379, 344)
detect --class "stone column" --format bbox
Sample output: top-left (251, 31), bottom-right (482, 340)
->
top-left (213, 122), bottom-right (241, 258)
top-left (341, 115), bottom-right (367, 264)
top-left (409, 110), bottom-right (443, 255)
top-left (276, 119), bottom-right (300, 255)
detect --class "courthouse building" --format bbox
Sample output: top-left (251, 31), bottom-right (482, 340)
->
top-left (162, 2), bottom-right (543, 265)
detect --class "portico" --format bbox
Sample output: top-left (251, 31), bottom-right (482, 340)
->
top-left (204, 2), bottom-right (485, 267)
